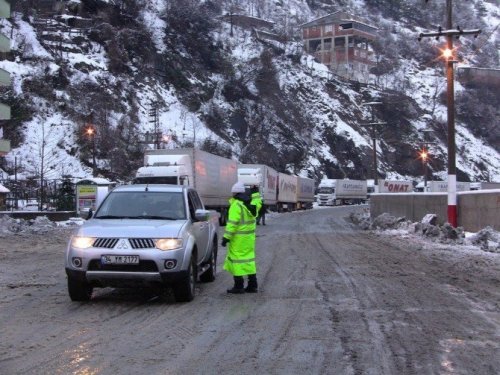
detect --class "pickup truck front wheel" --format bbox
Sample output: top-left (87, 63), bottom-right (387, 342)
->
top-left (200, 239), bottom-right (217, 283)
top-left (173, 256), bottom-right (196, 302)
top-left (67, 276), bottom-right (93, 302)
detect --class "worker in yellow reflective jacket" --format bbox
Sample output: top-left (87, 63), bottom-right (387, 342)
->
top-left (250, 185), bottom-right (263, 224)
top-left (222, 181), bottom-right (258, 293)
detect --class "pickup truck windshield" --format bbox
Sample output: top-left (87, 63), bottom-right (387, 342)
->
top-left (95, 191), bottom-right (186, 220)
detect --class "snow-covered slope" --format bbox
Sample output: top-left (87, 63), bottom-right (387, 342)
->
top-left (0, 0), bottom-right (498, 183)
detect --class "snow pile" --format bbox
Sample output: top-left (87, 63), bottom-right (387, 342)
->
top-left (468, 227), bottom-right (500, 252)
top-left (0, 215), bottom-right (59, 236)
top-left (349, 211), bottom-right (500, 253)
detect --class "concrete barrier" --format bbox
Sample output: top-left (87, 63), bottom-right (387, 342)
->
top-left (370, 190), bottom-right (500, 232)
top-left (0, 211), bottom-right (77, 222)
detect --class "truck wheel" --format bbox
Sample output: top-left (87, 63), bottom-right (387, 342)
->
top-left (173, 256), bottom-right (196, 302)
top-left (200, 239), bottom-right (217, 283)
top-left (67, 276), bottom-right (93, 302)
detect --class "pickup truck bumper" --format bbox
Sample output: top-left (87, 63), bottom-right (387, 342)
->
top-left (66, 268), bottom-right (189, 287)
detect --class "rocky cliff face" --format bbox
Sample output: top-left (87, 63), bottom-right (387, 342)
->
top-left (0, 0), bottom-right (498, 183)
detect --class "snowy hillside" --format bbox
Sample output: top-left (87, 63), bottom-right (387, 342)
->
top-left (0, 0), bottom-right (498, 184)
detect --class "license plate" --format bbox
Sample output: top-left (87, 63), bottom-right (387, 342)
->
top-left (101, 255), bottom-right (140, 265)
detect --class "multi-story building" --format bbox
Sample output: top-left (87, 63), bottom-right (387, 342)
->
top-left (300, 11), bottom-right (377, 83)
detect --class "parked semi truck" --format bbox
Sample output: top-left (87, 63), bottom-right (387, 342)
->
top-left (316, 179), bottom-right (367, 206)
top-left (277, 172), bottom-right (298, 212)
top-left (135, 148), bottom-right (238, 224)
top-left (296, 176), bottom-right (315, 210)
top-left (275, 173), bottom-right (315, 211)
top-left (237, 164), bottom-right (278, 210)
top-left (470, 182), bottom-right (500, 190)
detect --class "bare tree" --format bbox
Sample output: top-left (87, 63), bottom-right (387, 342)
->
top-left (25, 122), bottom-right (67, 210)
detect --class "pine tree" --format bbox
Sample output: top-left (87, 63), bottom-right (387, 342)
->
top-left (56, 176), bottom-right (75, 211)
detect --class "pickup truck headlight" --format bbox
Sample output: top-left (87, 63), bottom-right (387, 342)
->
top-left (71, 236), bottom-right (95, 249)
top-left (156, 238), bottom-right (183, 251)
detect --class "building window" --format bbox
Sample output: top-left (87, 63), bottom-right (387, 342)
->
top-left (339, 23), bottom-right (353, 30)
top-left (334, 37), bottom-right (345, 47)
top-left (325, 25), bottom-right (333, 33)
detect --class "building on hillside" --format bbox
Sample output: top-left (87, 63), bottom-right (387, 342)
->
top-left (300, 11), bottom-right (377, 83)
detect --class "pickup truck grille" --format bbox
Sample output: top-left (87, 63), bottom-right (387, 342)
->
top-left (129, 238), bottom-right (155, 249)
top-left (88, 260), bottom-right (158, 272)
top-left (93, 238), bottom-right (119, 248)
top-left (92, 238), bottom-right (155, 249)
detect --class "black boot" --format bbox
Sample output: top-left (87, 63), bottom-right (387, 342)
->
top-left (227, 276), bottom-right (245, 294)
top-left (245, 274), bottom-right (258, 293)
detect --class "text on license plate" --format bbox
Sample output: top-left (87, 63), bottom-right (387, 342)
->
top-left (101, 255), bottom-right (140, 265)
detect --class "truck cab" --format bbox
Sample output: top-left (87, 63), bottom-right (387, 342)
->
top-left (135, 154), bottom-right (192, 185)
top-left (317, 179), bottom-right (336, 206)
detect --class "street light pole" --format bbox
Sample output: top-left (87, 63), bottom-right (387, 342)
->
top-left (419, 147), bottom-right (429, 190)
top-left (85, 126), bottom-right (96, 177)
top-left (445, 0), bottom-right (457, 228)
top-left (417, 0), bottom-right (480, 227)
top-left (361, 102), bottom-right (386, 192)
top-left (420, 129), bottom-right (436, 192)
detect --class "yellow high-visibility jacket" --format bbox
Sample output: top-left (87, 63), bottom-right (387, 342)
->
top-left (223, 197), bottom-right (256, 276)
top-left (251, 191), bottom-right (263, 217)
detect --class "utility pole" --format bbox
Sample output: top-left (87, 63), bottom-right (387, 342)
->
top-left (419, 129), bottom-right (437, 192)
top-left (149, 101), bottom-right (160, 149)
top-left (418, 0), bottom-right (480, 227)
top-left (85, 126), bottom-right (97, 177)
top-left (361, 102), bottom-right (386, 192)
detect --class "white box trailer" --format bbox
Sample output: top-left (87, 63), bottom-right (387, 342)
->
top-left (237, 164), bottom-right (278, 206)
top-left (277, 172), bottom-right (298, 212)
top-left (317, 179), bottom-right (367, 206)
top-left (379, 180), bottom-right (413, 193)
top-left (296, 176), bottom-right (315, 209)
top-left (427, 181), bottom-right (470, 192)
top-left (135, 148), bottom-right (238, 223)
top-left (470, 182), bottom-right (500, 190)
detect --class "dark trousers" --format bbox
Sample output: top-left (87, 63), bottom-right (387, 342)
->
top-left (233, 276), bottom-right (244, 289)
top-left (256, 209), bottom-right (266, 225)
top-left (233, 275), bottom-right (258, 289)
top-left (247, 274), bottom-right (258, 289)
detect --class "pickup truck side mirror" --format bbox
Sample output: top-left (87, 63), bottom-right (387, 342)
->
top-left (194, 209), bottom-right (210, 222)
top-left (86, 209), bottom-right (93, 220)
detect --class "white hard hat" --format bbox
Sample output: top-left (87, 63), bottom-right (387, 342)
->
top-left (231, 181), bottom-right (246, 193)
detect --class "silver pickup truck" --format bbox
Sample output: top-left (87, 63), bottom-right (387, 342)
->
top-left (65, 184), bottom-right (219, 302)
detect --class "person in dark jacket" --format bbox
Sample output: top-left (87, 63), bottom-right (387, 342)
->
top-left (256, 203), bottom-right (267, 225)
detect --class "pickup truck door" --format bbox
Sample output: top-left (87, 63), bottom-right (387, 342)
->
top-left (188, 190), bottom-right (210, 263)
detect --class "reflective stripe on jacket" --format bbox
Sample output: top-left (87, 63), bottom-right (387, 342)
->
top-left (223, 197), bottom-right (257, 276)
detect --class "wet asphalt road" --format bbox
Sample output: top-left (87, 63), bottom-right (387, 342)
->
top-left (1, 205), bottom-right (499, 374)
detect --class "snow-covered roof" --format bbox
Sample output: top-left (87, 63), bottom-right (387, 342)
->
top-left (299, 11), bottom-right (377, 31)
top-left (0, 184), bottom-right (10, 193)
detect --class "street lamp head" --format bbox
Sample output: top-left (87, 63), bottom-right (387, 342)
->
top-left (440, 46), bottom-right (455, 61)
top-left (419, 149), bottom-right (429, 162)
top-left (85, 126), bottom-right (95, 136)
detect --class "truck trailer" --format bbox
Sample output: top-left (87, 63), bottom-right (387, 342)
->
top-left (296, 176), bottom-right (315, 210)
top-left (379, 180), bottom-right (413, 193)
top-left (237, 164), bottom-right (278, 209)
top-left (135, 148), bottom-right (238, 224)
top-left (277, 172), bottom-right (298, 212)
top-left (317, 179), bottom-right (367, 206)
